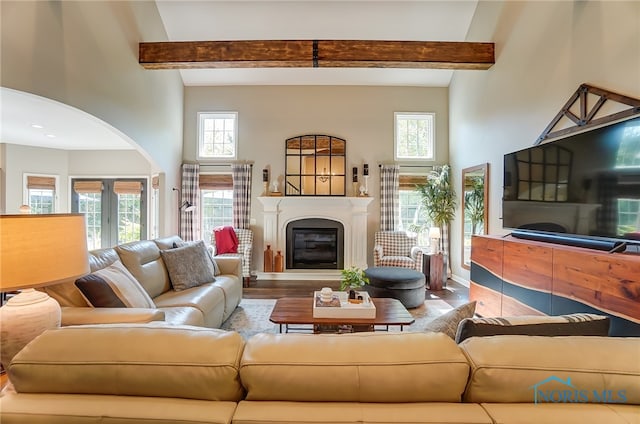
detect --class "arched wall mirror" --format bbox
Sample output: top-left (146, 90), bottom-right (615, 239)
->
top-left (462, 163), bottom-right (489, 270)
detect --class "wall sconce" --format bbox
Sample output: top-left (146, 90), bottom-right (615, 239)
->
top-left (172, 188), bottom-right (196, 212)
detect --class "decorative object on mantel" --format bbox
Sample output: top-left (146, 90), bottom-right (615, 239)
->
top-left (0, 214), bottom-right (90, 370)
top-left (270, 180), bottom-right (280, 195)
top-left (262, 168), bottom-right (269, 196)
top-left (362, 164), bottom-right (369, 196)
top-left (274, 251), bottom-right (284, 272)
top-left (263, 245), bottom-right (273, 272)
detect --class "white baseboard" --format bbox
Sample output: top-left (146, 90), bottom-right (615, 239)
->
top-left (450, 273), bottom-right (470, 287)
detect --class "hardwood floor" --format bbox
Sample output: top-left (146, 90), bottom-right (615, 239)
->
top-left (243, 278), bottom-right (469, 308)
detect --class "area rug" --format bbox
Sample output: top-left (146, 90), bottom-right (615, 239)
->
top-left (221, 298), bottom-right (453, 340)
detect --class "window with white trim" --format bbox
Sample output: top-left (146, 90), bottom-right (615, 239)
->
top-left (198, 112), bottom-right (238, 159)
top-left (398, 174), bottom-right (432, 246)
top-left (24, 174), bottom-right (58, 214)
top-left (394, 112), bottom-right (435, 161)
top-left (200, 174), bottom-right (234, 241)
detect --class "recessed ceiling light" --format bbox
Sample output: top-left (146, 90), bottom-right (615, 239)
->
top-left (31, 124), bottom-right (44, 129)
top-left (45, 134), bottom-right (56, 138)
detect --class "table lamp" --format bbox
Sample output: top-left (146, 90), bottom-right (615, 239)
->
top-left (0, 214), bottom-right (89, 370)
top-left (429, 227), bottom-right (441, 254)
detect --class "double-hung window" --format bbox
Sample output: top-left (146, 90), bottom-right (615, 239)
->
top-left (394, 112), bottom-right (435, 161)
top-left (200, 174), bottom-right (234, 241)
top-left (24, 174), bottom-right (58, 214)
top-left (198, 112), bottom-right (238, 160)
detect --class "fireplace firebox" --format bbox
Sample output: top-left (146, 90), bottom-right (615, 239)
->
top-left (286, 218), bottom-right (344, 270)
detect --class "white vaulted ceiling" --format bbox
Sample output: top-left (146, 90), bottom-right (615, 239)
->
top-left (1, 1), bottom-right (480, 150)
top-left (154, 0), bottom-right (480, 87)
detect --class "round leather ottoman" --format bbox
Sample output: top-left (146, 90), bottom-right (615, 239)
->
top-left (363, 267), bottom-right (426, 309)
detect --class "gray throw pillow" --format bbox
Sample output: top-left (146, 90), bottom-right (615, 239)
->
top-left (174, 240), bottom-right (220, 276)
top-left (161, 240), bottom-right (216, 291)
top-left (423, 301), bottom-right (477, 340)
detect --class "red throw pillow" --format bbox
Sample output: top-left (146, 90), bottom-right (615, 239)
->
top-left (214, 226), bottom-right (239, 254)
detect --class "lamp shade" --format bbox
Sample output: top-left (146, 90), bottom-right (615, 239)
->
top-left (428, 227), bottom-right (441, 239)
top-left (0, 214), bottom-right (90, 291)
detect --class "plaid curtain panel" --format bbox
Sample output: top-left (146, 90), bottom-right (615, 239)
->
top-left (180, 163), bottom-right (200, 241)
top-left (380, 164), bottom-right (400, 231)
top-left (232, 163), bottom-right (252, 229)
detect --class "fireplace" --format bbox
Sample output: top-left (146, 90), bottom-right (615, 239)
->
top-left (286, 218), bottom-right (344, 270)
top-left (258, 196), bottom-right (373, 278)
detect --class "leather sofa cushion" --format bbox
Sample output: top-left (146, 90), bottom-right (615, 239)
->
top-left (115, 240), bottom-right (171, 298)
top-left (240, 332), bottom-right (469, 403)
top-left (479, 403), bottom-right (639, 424)
top-left (9, 325), bottom-right (245, 402)
top-left (461, 335), bottom-right (640, 404)
top-left (0, 391), bottom-right (238, 424)
top-left (234, 401), bottom-right (493, 424)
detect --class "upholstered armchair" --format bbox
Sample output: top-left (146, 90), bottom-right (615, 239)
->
top-left (211, 228), bottom-right (253, 285)
top-left (373, 231), bottom-right (423, 271)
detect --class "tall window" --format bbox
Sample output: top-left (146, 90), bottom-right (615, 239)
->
top-left (24, 174), bottom-right (57, 214)
top-left (394, 112), bottom-right (435, 161)
top-left (198, 112), bottom-right (238, 160)
top-left (71, 178), bottom-right (147, 249)
top-left (200, 174), bottom-right (234, 241)
top-left (398, 174), bottom-right (430, 244)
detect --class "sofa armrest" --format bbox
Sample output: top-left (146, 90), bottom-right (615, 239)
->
top-left (212, 256), bottom-right (242, 279)
top-left (410, 246), bottom-right (424, 260)
top-left (61, 307), bottom-right (165, 326)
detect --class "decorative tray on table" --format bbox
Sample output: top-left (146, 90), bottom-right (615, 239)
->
top-left (312, 291), bottom-right (376, 319)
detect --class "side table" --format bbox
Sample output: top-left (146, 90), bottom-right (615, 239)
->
top-left (422, 253), bottom-right (444, 290)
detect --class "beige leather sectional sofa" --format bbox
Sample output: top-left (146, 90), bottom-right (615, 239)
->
top-left (1, 325), bottom-right (638, 423)
top-left (45, 236), bottom-right (242, 328)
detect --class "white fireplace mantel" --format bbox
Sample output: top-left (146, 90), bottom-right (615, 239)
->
top-left (257, 196), bottom-right (374, 279)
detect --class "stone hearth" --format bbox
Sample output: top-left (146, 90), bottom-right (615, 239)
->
top-left (257, 196), bottom-right (373, 279)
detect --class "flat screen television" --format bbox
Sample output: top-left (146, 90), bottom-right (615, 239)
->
top-left (502, 115), bottom-right (640, 250)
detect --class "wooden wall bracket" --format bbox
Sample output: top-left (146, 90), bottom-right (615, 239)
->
top-left (535, 84), bottom-right (640, 145)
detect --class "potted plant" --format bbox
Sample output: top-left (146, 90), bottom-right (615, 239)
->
top-left (340, 266), bottom-right (370, 291)
top-left (416, 164), bottom-right (457, 234)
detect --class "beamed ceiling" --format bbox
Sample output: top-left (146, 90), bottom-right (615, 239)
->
top-left (139, 40), bottom-right (494, 71)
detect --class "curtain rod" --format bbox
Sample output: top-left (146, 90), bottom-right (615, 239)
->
top-left (378, 164), bottom-right (434, 168)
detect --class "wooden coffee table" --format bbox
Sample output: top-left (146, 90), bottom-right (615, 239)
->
top-left (269, 297), bottom-right (415, 333)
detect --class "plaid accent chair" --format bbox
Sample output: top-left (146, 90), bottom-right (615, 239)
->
top-left (211, 228), bottom-right (253, 284)
top-left (373, 231), bottom-right (424, 271)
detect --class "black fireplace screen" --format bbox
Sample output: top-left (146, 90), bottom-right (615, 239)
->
top-left (286, 218), bottom-right (344, 270)
top-left (292, 228), bottom-right (338, 268)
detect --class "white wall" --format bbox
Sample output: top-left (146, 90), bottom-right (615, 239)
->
top-left (2, 145), bottom-right (152, 214)
top-left (0, 0), bottom-right (184, 235)
top-left (449, 0), bottom-right (640, 281)
top-left (184, 85), bottom-right (449, 270)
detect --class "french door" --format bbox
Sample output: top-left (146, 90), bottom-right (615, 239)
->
top-left (71, 178), bottom-right (147, 249)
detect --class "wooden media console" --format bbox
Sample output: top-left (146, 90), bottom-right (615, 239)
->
top-left (470, 234), bottom-right (640, 336)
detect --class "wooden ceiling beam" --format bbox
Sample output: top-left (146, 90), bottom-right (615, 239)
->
top-left (139, 40), bottom-right (494, 70)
